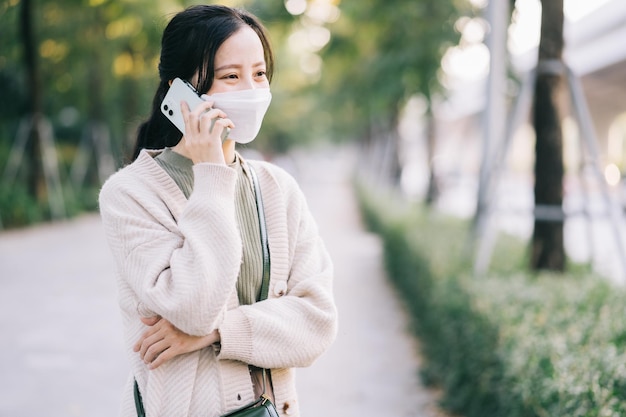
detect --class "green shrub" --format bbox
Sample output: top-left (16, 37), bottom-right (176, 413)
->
top-left (0, 138), bottom-right (101, 229)
top-left (0, 182), bottom-right (99, 229)
top-left (0, 183), bottom-right (44, 228)
top-left (356, 180), bottom-right (626, 417)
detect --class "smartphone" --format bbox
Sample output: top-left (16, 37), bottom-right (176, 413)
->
top-left (160, 78), bottom-right (205, 136)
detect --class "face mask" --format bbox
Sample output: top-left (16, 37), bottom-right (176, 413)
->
top-left (202, 88), bottom-right (272, 144)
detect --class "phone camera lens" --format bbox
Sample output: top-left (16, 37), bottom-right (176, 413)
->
top-left (168, 110), bottom-right (174, 116)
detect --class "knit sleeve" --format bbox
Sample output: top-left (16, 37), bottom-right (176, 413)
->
top-left (217, 165), bottom-right (338, 368)
top-left (99, 162), bottom-right (242, 336)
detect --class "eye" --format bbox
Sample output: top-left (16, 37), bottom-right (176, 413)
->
top-left (223, 74), bottom-right (238, 79)
top-left (255, 70), bottom-right (267, 78)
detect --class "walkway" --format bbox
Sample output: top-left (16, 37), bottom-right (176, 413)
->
top-left (0, 146), bottom-right (447, 417)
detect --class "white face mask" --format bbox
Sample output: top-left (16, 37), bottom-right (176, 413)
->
top-left (202, 88), bottom-right (272, 144)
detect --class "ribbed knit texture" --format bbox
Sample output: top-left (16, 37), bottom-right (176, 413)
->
top-left (154, 149), bottom-right (195, 199)
top-left (99, 149), bottom-right (338, 417)
top-left (155, 149), bottom-right (263, 305)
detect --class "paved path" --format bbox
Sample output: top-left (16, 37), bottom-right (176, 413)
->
top-left (0, 146), bottom-right (446, 417)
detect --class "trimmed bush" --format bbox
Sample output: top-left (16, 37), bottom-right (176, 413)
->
top-left (356, 182), bottom-right (626, 417)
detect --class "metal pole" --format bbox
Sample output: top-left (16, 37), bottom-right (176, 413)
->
top-left (475, 0), bottom-right (510, 222)
top-left (473, 0), bottom-right (510, 274)
top-left (474, 70), bottom-right (536, 275)
top-left (566, 65), bottom-right (626, 279)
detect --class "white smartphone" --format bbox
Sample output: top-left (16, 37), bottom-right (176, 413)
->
top-left (161, 77), bottom-right (205, 136)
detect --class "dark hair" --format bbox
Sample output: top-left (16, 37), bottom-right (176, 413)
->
top-left (131, 5), bottom-right (274, 161)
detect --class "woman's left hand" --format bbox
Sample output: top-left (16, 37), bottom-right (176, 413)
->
top-left (133, 316), bottom-right (220, 369)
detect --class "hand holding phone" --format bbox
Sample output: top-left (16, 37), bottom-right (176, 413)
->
top-left (161, 78), bottom-right (205, 136)
top-left (161, 78), bottom-right (230, 141)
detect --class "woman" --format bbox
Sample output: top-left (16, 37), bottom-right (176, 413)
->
top-left (99, 5), bottom-right (338, 417)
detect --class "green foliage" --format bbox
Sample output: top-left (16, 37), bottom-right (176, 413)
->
top-left (0, 180), bottom-right (100, 229)
top-left (356, 179), bottom-right (626, 417)
top-left (0, 0), bottom-right (168, 146)
top-left (316, 0), bottom-right (469, 140)
top-left (0, 0), bottom-right (471, 226)
top-left (0, 130), bottom-right (99, 229)
top-left (0, 183), bottom-right (44, 228)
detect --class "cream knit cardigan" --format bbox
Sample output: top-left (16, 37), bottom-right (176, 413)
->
top-left (99, 150), bottom-right (338, 417)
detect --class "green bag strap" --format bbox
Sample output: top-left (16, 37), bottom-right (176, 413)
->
top-left (134, 378), bottom-right (145, 417)
top-left (248, 163), bottom-right (271, 303)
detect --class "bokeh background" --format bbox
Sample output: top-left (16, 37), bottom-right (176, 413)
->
top-left (4, 0), bottom-right (626, 416)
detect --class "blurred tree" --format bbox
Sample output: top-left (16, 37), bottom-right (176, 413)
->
top-left (19, 0), bottom-right (44, 200)
top-left (0, 0), bottom-right (179, 226)
top-left (531, 0), bottom-right (565, 271)
top-left (0, 0), bottom-right (173, 188)
top-left (245, 0), bottom-right (309, 154)
top-left (1, 0), bottom-right (468, 223)
top-left (36, 0), bottom-right (170, 164)
top-left (316, 0), bottom-right (465, 197)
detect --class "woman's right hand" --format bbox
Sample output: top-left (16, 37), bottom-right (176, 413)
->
top-left (178, 100), bottom-right (234, 165)
top-left (134, 316), bottom-right (221, 370)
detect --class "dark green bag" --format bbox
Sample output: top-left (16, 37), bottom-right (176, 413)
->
top-left (134, 370), bottom-right (279, 417)
top-left (219, 370), bottom-right (279, 417)
top-left (133, 164), bottom-right (279, 417)
top-left (222, 400), bottom-right (278, 417)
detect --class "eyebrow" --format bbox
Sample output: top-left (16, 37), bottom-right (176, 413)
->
top-left (214, 61), bottom-right (266, 72)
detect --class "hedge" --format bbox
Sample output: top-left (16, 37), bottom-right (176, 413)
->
top-left (356, 182), bottom-right (626, 417)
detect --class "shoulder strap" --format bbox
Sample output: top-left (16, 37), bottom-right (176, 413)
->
top-left (248, 163), bottom-right (273, 399)
top-left (134, 379), bottom-right (145, 417)
top-left (248, 163), bottom-right (271, 302)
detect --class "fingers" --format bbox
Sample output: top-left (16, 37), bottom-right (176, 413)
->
top-left (133, 328), bottom-right (154, 353)
top-left (196, 112), bottom-right (232, 139)
top-left (138, 330), bottom-right (165, 360)
top-left (133, 319), bottom-right (180, 369)
top-left (207, 116), bottom-right (234, 140)
top-left (143, 339), bottom-right (170, 368)
top-left (133, 316), bottom-right (161, 352)
top-left (138, 332), bottom-right (182, 370)
top-left (182, 100), bottom-right (233, 141)
top-left (179, 99), bottom-right (235, 164)
top-left (147, 345), bottom-right (176, 370)
top-left (180, 99), bottom-right (213, 121)
top-left (132, 317), bottom-right (217, 370)
top-left (140, 316), bottom-right (161, 326)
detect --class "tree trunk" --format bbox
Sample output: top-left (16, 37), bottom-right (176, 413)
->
top-left (531, 0), bottom-right (565, 271)
top-left (85, 6), bottom-right (106, 186)
top-left (20, 0), bottom-right (45, 201)
top-left (424, 108), bottom-right (439, 205)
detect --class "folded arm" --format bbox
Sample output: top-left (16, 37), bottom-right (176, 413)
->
top-left (100, 162), bottom-right (242, 336)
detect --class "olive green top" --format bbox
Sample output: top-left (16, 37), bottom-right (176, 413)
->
top-left (155, 148), bottom-right (263, 305)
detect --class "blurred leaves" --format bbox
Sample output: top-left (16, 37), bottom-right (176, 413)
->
top-left (0, 0), bottom-right (172, 149)
top-left (0, 0), bottom-right (470, 153)
top-left (314, 0), bottom-right (469, 141)
top-left (0, 0), bottom-right (470, 225)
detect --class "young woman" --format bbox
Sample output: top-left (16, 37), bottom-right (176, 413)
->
top-left (99, 5), bottom-right (337, 417)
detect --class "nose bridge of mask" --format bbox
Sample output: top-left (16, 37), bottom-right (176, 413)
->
top-left (206, 88), bottom-right (270, 100)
